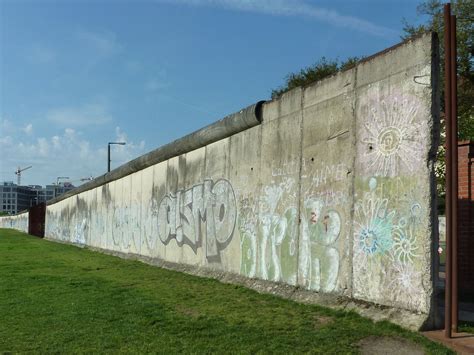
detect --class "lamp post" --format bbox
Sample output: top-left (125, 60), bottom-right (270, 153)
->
top-left (108, 142), bottom-right (126, 172)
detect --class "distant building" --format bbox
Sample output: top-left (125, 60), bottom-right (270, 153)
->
top-left (0, 182), bottom-right (75, 214)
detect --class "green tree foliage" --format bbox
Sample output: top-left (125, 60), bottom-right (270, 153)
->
top-left (402, 0), bottom-right (474, 140)
top-left (271, 57), bottom-right (361, 99)
top-left (403, 0), bottom-right (473, 212)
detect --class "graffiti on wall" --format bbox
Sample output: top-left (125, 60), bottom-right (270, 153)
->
top-left (352, 177), bottom-right (425, 310)
top-left (239, 175), bottom-right (344, 292)
top-left (0, 213), bottom-right (28, 233)
top-left (299, 197), bottom-right (341, 292)
top-left (239, 178), bottom-right (298, 284)
top-left (361, 95), bottom-right (425, 177)
top-left (158, 178), bottom-right (237, 262)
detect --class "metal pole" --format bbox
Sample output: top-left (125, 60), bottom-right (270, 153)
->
top-left (450, 13), bottom-right (458, 333)
top-left (108, 144), bottom-right (111, 173)
top-left (444, 2), bottom-right (453, 339)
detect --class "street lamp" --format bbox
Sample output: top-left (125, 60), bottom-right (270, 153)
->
top-left (108, 142), bottom-right (126, 172)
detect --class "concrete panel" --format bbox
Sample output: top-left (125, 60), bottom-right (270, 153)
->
top-left (181, 148), bottom-right (206, 266)
top-left (102, 181), bottom-right (114, 251)
top-left (356, 33), bottom-right (434, 89)
top-left (140, 165), bottom-right (155, 258)
top-left (94, 183), bottom-right (104, 249)
top-left (82, 190), bottom-right (92, 246)
top-left (299, 88), bottom-right (356, 296)
top-left (203, 139), bottom-right (236, 270)
top-left (230, 125), bottom-right (263, 277)
top-left (0, 212), bottom-right (29, 232)
top-left (121, 175), bottom-right (133, 253)
top-left (152, 160), bottom-right (168, 260)
top-left (262, 87), bottom-right (303, 124)
top-left (304, 68), bottom-right (355, 108)
top-left (110, 178), bottom-right (122, 252)
top-left (352, 34), bottom-right (436, 313)
top-left (162, 156), bottom-right (184, 264)
top-left (256, 104), bottom-right (303, 286)
top-left (130, 171), bottom-right (142, 255)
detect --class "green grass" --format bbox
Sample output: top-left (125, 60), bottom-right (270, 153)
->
top-left (459, 321), bottom-right (474, 334)
top-left (0, 229), bottom-right (452, 354)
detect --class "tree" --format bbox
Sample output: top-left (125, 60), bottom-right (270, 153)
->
top-left (271, 57), bottom-right (361, 99)
top-left (403, 0), bottom-right (473, 213)
top-left (402, 0), bottom-right (474, 140)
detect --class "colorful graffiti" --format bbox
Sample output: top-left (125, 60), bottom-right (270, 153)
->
top-left (352, 177), bottom-right (425, 310)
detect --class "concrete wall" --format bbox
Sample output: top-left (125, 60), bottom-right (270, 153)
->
top-left (3, 33), bottom-right (440, 327)
top-left (0, 211), bottom-right (29, 233)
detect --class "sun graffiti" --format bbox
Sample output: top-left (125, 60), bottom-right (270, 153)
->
top-left (392, 225), bottom-right (419, 265)
top-left (362, 97), bottom-right (423, 177)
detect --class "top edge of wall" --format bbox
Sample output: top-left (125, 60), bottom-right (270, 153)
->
top-left (264, 31), bottom-right (435, 107)
top-left (45, 32), bottom-right (435, 207)
top-left (46, 100), bottom-right (265, 206)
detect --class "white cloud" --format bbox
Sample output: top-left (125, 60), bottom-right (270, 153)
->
top-left (23, 123), bottom-right (33, 135)
top-left (111, 126), bottom-right (146, 163)
top-left (47, 103), bottom-right (113, 127)
top-left (156, 0), bottom-right (397, 37)
top-left (0, 136), bottom-right (13, 146)
top-left (0, 118), bottom-right (15, 135)
top-left (0, 126), bottom-right (146, 186)
top-left (37, 138), bottom-right (50, 157)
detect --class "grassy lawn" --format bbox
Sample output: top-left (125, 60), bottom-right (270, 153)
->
top-left (0, 229), bottom-right (452, 354)
top-left (460, 321), bottom-right (474, 334)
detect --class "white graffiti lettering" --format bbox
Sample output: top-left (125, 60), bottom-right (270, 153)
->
top-left (158, 179), bottom-right (236, 261)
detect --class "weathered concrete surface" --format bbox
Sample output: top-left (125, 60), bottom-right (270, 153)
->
top-left (5, 33), bottom-right (440, 330)
top-left (48, 101), bottom-right (265, 206)
top-left (0, 211), bottom-right (28, 232)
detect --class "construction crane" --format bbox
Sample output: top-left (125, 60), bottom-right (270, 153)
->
top-left (15, 166), bottom-right (32, 186)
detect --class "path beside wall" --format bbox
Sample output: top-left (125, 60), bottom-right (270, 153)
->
top-left (2, 33), bottom-right (440, 330)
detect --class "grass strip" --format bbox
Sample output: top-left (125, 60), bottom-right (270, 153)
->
top-left (0, 228), bottom-right (452, 353)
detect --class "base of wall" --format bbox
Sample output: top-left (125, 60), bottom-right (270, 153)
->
top-left (45, 237), bottom-right (437, 331)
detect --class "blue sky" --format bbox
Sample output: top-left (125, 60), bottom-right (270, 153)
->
top-left (0, 0), bottom-right (426, 187)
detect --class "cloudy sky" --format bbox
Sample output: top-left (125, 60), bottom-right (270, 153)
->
top-left (0, 0), bottom-right (426, 187)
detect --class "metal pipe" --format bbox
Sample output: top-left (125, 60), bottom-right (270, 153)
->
top-left (450, 13), bottom-right (458, 333)
top-left (444, 2), bottom-right (452, 339)
top-left (49, 101), bottom-right (265, 205)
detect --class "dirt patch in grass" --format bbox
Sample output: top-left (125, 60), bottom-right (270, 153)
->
top-left (175, 305), bottom-right (202, 318)
top-left (313, 315), bottom-right (334, 328)
top-left (357, 336), bottom-right (425, 355)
